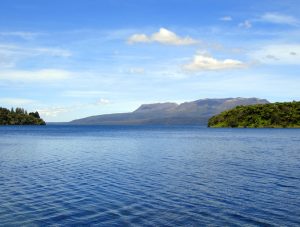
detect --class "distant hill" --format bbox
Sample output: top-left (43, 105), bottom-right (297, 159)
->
top-left (70, 98), bottom-right (269, 125)
top-left (208, 101), bottom-right (300, 128)
top-left (0, 107), bottom-right (46, 125)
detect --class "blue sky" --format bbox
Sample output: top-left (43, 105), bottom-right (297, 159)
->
top-left (0, 0), bottom-right (300, 121)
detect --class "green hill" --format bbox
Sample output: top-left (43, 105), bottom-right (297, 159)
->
top-left (208, 101), bottom-right (300, 128)
top-left (0, 107), bottom-right (46, 125)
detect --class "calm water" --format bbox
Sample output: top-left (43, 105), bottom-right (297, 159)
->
top-left (0, 126), bottom-right (300, 226)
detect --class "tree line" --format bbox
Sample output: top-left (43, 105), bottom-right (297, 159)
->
top-left (208, 101), bottom-right (300, 128)
top-left (0, 107), bottom-right (46, 125)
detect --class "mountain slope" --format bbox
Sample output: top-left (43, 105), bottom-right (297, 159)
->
top-left (70, 98), bottom-right (269, 125)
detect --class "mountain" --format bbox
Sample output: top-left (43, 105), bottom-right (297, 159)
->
top-left (70, 98), bottom-right (269, 125)
top-left (208, 101), bottom-right (300, 128)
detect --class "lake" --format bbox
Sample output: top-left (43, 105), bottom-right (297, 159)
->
top-left (0, 125), bottom-right (299, 226)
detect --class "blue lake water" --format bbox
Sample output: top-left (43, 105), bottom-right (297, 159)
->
top-left (0, 125), bottom-right (300, 226)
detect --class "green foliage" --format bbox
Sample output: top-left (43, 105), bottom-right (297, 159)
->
top-left (0, 107), bottom-right (46, 125)
top-left (208, 101), bottom-right (300, 128)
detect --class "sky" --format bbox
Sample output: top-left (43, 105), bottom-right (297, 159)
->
top-left (0, 0), bottom-right (300, 122)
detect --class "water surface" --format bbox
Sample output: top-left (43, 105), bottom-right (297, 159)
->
top-left (0, 126), bottom-right (299, 226)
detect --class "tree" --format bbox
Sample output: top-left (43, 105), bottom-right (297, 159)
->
top-left (29, 111), bottom-right (41, 119)
top-left (208, 101), bottom-right (300, 128)
top-left (0, 107), bottom-right (46, 125)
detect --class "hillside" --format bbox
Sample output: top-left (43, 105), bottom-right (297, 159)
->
top-left (70, 97), bottom-right (269, 125)
top-left (0, 107), bottom-right (46, 125)
top-left (208, 101), bottom-right (300, 128)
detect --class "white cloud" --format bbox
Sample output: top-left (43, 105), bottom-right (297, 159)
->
top-left (220, 16), bottom-right (232, 21)
top-left (128, 67), bottom-right (145, 74)
top-left (183, 53), bottom-right (247, 71)
top-left (260, 12), bottom-right (299, 25)
top-left (0, 98), bottom-right (35, 106)
top-left (239, 20), bottom-right (252, 29)
top-left (0, 69), bottom-right (71, 82)
top-left (249, 44), bottom-right (300, 64)
top-left (0, 55), bottom-right (15, 68)
top-left (63, 90), bottom-right (109, 97)
top-left (38, 107), bottom-right (70, 117)
top-left (128, 28), bottom-right (198, 45)
top-left (0, 44), bottom-right (72, 68)
top-left (96, 98), bottom-right (110, 105)
top-left (0, 44), bottom-right (72, 58)
top-left (32, 47), bottom-right (72, 57)
top-left (0, 31), bottom-right (40, 39)
top-left (128, 34), bottom-right (150, 43)
top-left (39, 99), bottom-right (111, 117)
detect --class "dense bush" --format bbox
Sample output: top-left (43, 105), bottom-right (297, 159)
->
top-left (208, 101), bottom-right (300, 128)
top-left (0, 107), bottom-right (46, 125)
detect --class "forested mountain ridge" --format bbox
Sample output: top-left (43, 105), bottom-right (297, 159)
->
top-left (208, 101), bottom-right (300, 128)
top-left (0, 107), bottom-right (46, 125)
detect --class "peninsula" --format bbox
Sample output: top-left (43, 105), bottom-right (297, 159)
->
top-left (0, 107), bottom-right (46, 125)
top-left (208, 101), bottom-right (300, 128)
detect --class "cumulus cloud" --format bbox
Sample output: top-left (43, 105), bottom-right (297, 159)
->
top-left (239, 20), bottom-right (252, 29)
top-left (220, 16), bottom-right (232, 21)
top-left (183, 54), bottom-right (247, 71)
top-left (128, 34), bottom-right (150, 43)
top-left (249, 44), bottom-right (300, 64)
top-left (260, 12), bottom-right (299, 26)
top-left (128, 28), bottom-right (198, 45)
top-left (0, 69), bottom-right (71, 82)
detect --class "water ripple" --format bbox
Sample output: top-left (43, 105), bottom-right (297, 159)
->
top-left (0, 126), bottom-right (300, 226)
